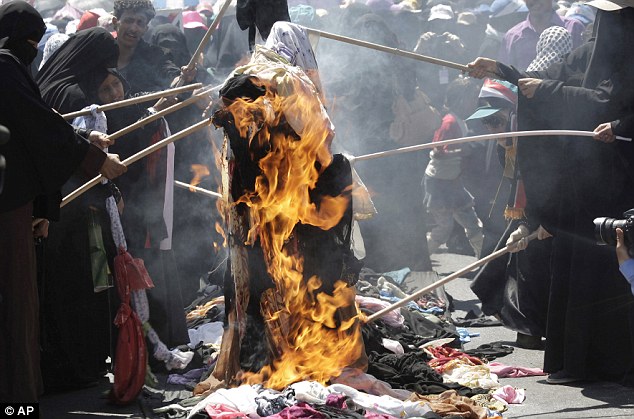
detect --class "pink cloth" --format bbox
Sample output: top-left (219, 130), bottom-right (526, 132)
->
top-left (488, 362), bottom-right (546, 378)
top-left (355, 296), bottom-right (405, 328)
top-left (492, 385), bottom-right (525, 405)
top-left (265, 402), bottom-right (327, 419)
top-left (205, 403), bottom-right (249, 419)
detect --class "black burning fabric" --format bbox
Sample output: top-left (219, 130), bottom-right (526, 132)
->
top-left (236, 0), bottom-right (290, 48)
top-left (213, 73), bottom-right (360, 373)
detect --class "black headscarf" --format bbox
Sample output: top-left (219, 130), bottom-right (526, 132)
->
top-left (148, 24), bottom-right (191, 68)
top-left (0, 1), bottom-right (46, 66)
top-left (582, 7), bottom-right (634, 89)
top-left (36, 27), bottom-right (118, 114)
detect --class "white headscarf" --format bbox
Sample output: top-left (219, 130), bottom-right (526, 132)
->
top-left (526, 26), bottom-right (573, 71)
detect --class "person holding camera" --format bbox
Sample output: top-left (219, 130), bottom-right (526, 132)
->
top-left (467, 1), bottom-right (634, 386)
top-left (616, 228), bottom-right (634, 295)
top-left (0, 1), bottom-right (126, 403)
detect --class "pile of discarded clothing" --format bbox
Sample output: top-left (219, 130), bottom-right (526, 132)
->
top-left (149, 267), bottom-right (545, 418)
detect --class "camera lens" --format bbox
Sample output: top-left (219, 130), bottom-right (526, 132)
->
top-left (593, 217), bottom-right (627, 246)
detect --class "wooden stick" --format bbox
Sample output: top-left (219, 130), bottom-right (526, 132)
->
top-left (351, 129), bottom-right (623, 163)
top-left (61, 83), bottom-right (203, 120)
top-left (61, 118), bottom-right (213, 208)
top-left (303, 27), bottom-right (469, 72)
top-left (156, 1), bottom-right (229, 111)
top-left (174, 180), bottom-right (222, 198)
top-left (364, 232), bottom-right (539, 324)
top-left (107, 85), bottom-right (214, 141)
top-left (186, 0), bottom-right (233, 72)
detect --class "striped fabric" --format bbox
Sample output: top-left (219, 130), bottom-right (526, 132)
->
top-left (478, 78), bottom-right (518, 106)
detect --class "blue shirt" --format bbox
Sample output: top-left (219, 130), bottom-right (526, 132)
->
top-left (618, 258), bottom-right (634, 296)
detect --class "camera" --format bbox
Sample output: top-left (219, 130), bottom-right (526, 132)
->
top-left (594, 209), bottom-right (634, 247)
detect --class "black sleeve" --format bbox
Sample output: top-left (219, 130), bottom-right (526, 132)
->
top-left (74, 126), bottom-right (93, 139)
top-left (0, 57), bottom-right (104, 194)
top-left (612, 116), bottom-right (634, 138)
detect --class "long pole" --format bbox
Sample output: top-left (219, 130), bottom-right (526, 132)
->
top-left (303, 27), bottom-right (469, 72)
top-left (186, 0), bottom-right (233, 72)
top-left (364, 232), bottom-right (539, 323)
top-left (107, 85), bottom-right (214, 142)
top-left (61, 118), bottom-right (213, 207)
top-left (174, 180), bottom-right (222, 198)
top-left (351, 130), bottom-right (631, 163)
top-left (155, 0), bottom-right (231, 109)
top-left (61, 83), bottom-right (203, 120)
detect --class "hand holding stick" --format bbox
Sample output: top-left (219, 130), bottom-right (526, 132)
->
top-left (107, 84), bottom-right (216, 142)
top-left (364, 232), bottom-right (539, 324)
top-left (186, 0), bottom-right (233, 73)
top-left (61, 118), bottom-right (213, 207)
top-left (165, 0), bottom-right (233, 98)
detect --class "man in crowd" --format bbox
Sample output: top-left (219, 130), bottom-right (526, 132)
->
top-left (499, 0), bottom-right (584, 70)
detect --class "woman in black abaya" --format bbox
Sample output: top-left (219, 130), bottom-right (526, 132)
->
top-left (35, 27), bottom-right (121, 390)
top-left (149, 24), bottom-right (219, 304)
top-left (468, 5), bottom-right (634, 384)
top-left (36, 27), bottom-right (119, 114)
top-left (0, 1), bottom-right (124, 402)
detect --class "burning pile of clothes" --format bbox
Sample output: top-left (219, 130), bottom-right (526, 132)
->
top-left (141, 22), bottom-right (542, 419)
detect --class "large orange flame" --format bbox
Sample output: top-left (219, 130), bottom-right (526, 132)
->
top-left (226, 69), bottom-right (363, 389)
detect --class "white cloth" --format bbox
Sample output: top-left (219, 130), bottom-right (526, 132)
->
top-left (290, 381), bottom-right (332, 404)
top-left (526, 26), bottom-right (573, 72)
top-left (188, 321), bottom-right (224, 348)
top-left (264, 21), bottom-right (319, 72)
top-left (327, 383), bottom-right (433, 418)
top-left (160, 122), bottom-right (175, 251)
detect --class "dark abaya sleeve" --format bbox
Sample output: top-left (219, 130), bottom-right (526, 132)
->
top-left (497, 42), bottom-right (595, 86)
top-left (0, 53), bottom-right (105, 214)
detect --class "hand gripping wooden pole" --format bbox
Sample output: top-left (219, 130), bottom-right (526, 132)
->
top-left (186, 0), bottom-right (233, 73)
top-left (60, 118), bottom-right (213, 208)
top-left (364, 232), bottom-right (539, 324)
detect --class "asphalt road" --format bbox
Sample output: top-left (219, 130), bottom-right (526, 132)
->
top-left (435, 252), bottom-right (634, 419)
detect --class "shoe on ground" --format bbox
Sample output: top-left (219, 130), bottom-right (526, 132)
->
top-left (547, 370), bottom-right (580, 384)
top-left (516, 332), bottom-right (545, 350)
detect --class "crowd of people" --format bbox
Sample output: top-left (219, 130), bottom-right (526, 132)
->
top-left (1, 0), bottom-right (633, 409)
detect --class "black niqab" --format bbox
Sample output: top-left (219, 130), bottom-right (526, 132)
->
top-left (583, 7), bottom-right (634, 89)
top-left (0, 1), bottom-right (46, 66)
top-left (148, 24), bottom-right (191, 68)
top-left (36, 27), bottom-right (118, 114)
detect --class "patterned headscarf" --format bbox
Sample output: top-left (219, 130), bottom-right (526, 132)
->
top-left (526, 26), bottom-right (573, 71)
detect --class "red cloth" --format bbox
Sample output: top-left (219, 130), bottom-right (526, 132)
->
top-left (432, 113), bottom-right (462, 153)
top-left (114, 247), bottom-right (155, 291)
top-left (109, 247), bottom-right (149, 404)
top-left (77, 11), bottom-right (99, 31)
top-left (427, 346), bottom-right (484, 372)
